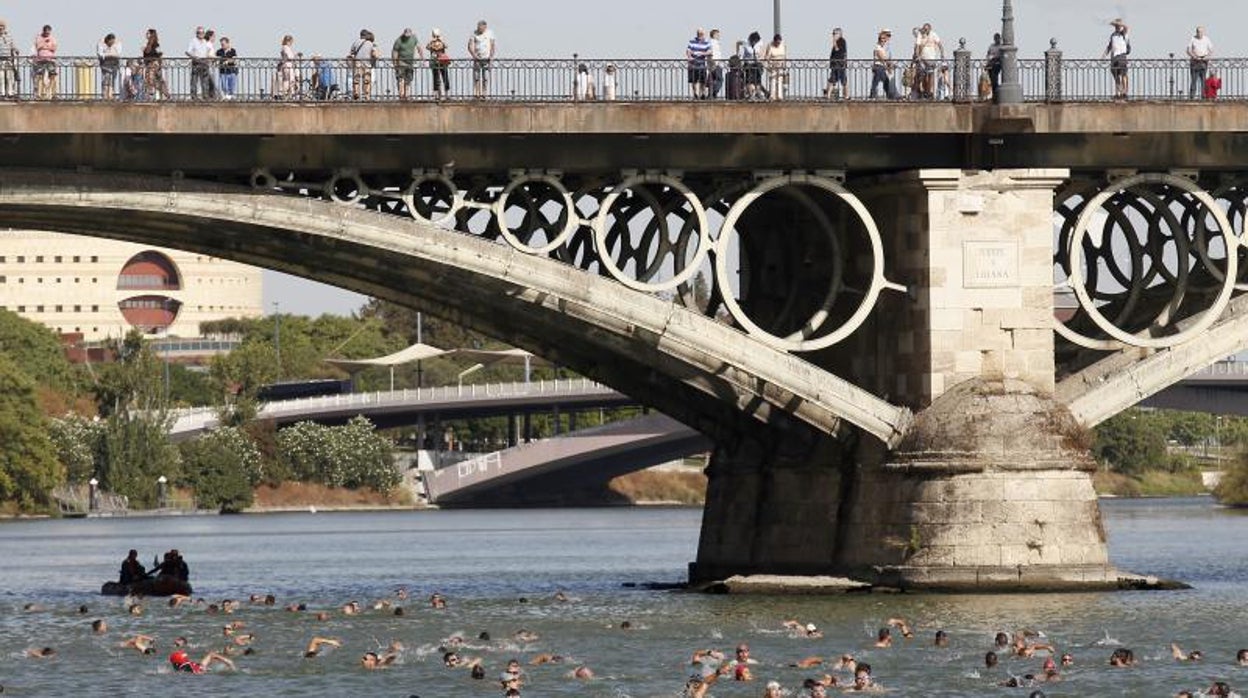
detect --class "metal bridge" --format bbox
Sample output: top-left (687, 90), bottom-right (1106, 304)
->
top-left (168, 378), bottom-right (631, 439)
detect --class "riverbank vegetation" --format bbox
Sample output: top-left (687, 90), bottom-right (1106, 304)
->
top-left (1214, 456), bottom-right (1248, 506)
top-left (1092, 408), bottom-right (1232, 497)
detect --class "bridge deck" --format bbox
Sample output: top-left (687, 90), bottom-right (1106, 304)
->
top-left (1, 103), bottom-right (1244, 172)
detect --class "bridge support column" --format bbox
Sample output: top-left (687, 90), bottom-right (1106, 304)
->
top-left (692, 169), bottom-right (1140, 591)
top-left (845, 168), bottom-right (1120, 589)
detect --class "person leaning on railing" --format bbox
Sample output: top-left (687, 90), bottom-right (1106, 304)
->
top-left (0, 19), bottom-right (18, 99)
top-left (1186, 26), bottom-right (1213, 100)
top-left (216, 36), bottom-right (237, 99)
top-left (32, 24), bottom-right (57, 100)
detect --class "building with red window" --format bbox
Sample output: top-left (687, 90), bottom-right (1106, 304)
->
top-left (0, 231), bottom-right (263, 341)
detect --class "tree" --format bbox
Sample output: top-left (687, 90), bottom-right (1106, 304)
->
top-left (1093, 411), bottom-right (1168, 477)
top-left (179, 427), bottom-right (260, 513)
top-left (87, 331), bottom-right (179, 507)
top-left (209, 341), bottom-right (279, 426)
top-left (0, 354), bottom-right (65, 510)
top-left (0, 309), bottom-right (79, 393)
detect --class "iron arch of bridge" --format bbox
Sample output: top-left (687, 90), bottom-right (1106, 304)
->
top-left (0, 170), bottom-right (910, 446)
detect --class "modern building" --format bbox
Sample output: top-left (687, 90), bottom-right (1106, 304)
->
top-left (0, 230), bottom-right (263, 342)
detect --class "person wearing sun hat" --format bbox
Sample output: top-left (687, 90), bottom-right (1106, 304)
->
top-left (1103, 18), bottom-right (1131, 99)
top-left (871, 28), bottom-right (898, 99)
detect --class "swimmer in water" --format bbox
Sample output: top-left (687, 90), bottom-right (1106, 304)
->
top-left (764, 680), bottom-right (784, 698)
top-left (304, 637), bottom-right (341, 657)
top-left (553, 590), bottom-right (569, 602)
top-left (122, 634), bottom-right (156, 654)
top-left (934, 629), bottom-right (950, 647)
top-left (360, 651), bottom-right (397, 669)
top-left (340, 601), bottom-right (361, 615)
top-left (169, 650), bottom-right (234, 673)
top-left (572, 665), bottom-right (594, 679)
top-left (985, 651), bottom-right (999, 668)
top-left (26, 646), bottom-right (56, 658)
top-left (887, 617), bottom-right (913, 638)
top-left (91, 619), bottom-right (108, 634)
top-left (683, 673), bottom-right (717, 698)
top-left (1060, 652), bottom-right (1074, 667)
top-left (1013, 632), bottom-right (1054, 658)
top-left (834, 654), bottom-right (857, 672)
top-left (874, 627), bottom-right (893, 648)
top-left (530, 653), bottom-right (564, 665)
top-left (429, 592), bottom-right (446, 609)
top-left (1170, 642), bottom-right (1204, 662)
top-left (994, 632), bottom-right (1011, 650)
top-left (514, 629), bottom-right (539, 642)
top-left (792, 655), bottom-right (824, 668)
top-left (1238, 648), bottom-right (1248, 665)
top-left (1108, 648), bottom-right (1137, 667)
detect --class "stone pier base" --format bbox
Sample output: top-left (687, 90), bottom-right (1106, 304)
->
top-left (689, 379), bottom-right (1162, 592)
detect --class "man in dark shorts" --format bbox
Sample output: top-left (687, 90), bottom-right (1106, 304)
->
top-left (1103, 18), bottom-right (1130, 99)
top-left (686, 28), bottom-right (711, 99)
top-left (392, 27), bottom-right (421, 100)
top-left (826, 27), bottom-right (847, 99)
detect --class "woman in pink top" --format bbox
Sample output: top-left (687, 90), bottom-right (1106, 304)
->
top-left (33, 24), bottom-right (57, 99)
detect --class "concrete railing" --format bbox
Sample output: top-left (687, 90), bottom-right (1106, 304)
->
top-left (5, 54), bottom-right (1248, 104)
top-left (169, 378), bottom-right (619, 435)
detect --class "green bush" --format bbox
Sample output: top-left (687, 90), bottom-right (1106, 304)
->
top-left (179, 427), bottom-right (260, 513)
top-left (48, 415), bottom-right (106, 484)
top-left (277, 417), bottom-right (399, 493)
top-left (1214, 456), bottom-right (1248, 507)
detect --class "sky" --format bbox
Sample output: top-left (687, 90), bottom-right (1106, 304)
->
top-left (0, 0), bottom-right (1223, 316)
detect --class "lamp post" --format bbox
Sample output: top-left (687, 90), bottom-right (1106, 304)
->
top-left (157, 475), bottom-right (168, 509)
top-left (272, 301), bottom-right (282, 378)
top-left (773, 0), bottom-right (781, 37)
top-left (997, 0), bottom-right (1024, 104)
top-left (88, 477), bottom-right (99, 512)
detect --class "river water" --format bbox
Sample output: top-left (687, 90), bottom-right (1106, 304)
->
top-left (0, 498), bottom-right (1244, 696)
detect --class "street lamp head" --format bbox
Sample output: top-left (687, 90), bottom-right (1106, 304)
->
top-left (157, 475), bottom-right (168, 484)
top-left (88, 478), bottom-right (99, 486)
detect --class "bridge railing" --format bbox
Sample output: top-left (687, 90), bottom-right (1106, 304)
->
top-left (6, 55), bottom-right (1248, 103)
top-left (169, 378), bottom-right (618, 434)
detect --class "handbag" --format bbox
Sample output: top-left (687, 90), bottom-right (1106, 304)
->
top-left (437, 53), bottom-right (451, 66)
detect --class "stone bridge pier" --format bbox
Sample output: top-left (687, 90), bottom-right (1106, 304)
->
top-left (692, 169), bottom-right (1120, 591)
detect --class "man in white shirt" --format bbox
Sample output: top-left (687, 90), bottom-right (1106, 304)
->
top-left (912, 23), bottom-right (943, 99)
top-left (97, 33), bottom-right (122, 100)
top-left (708, 29), bottom-right (724, 98)
top-left (1103, 18), bottom-right (1130, 99)
top-left (185, 26), bottom-right (214, 100)
top-left (1186, 27), bottom-right (1213, 99)
top-left (468, 20), bottom-right (495, 99)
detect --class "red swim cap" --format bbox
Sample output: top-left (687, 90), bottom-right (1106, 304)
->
top-left (170, 650), bottom-right (189, 666)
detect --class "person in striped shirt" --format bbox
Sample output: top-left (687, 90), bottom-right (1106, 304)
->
top-left (686, 28), bottom-right (711, 99)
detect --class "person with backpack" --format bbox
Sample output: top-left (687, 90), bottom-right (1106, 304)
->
top-left (1103, 18), bottom-right (1130, 99)
top-left (348, 29), bottom-right (376, 100)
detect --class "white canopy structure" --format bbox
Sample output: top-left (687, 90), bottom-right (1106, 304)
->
top-left (324, 343), bottom-right (552, 389)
